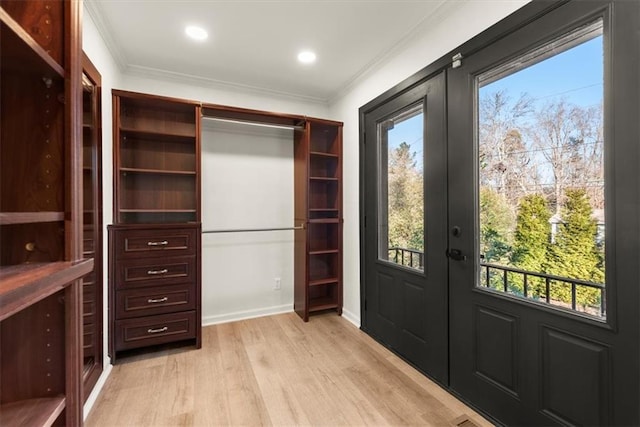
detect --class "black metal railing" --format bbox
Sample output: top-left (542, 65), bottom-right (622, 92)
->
top-left (480, 262), bottom-right (606, 317)
top-left (388, 247), bottom-right (424, 270)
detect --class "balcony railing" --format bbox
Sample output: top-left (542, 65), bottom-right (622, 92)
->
top-left (388, 247), bottom-right (424, 270)
top-left (386, 247), bottom-right (605, 317)
top-left (480, 262), bottom-right (606, 318)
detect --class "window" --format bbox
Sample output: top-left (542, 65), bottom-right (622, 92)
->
top-left (378, 103), bottom-right (425, 271)
top-left (476, 20), bottom-right (606, 317)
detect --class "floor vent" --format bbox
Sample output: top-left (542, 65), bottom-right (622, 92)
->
top-left (453, 415), bottom-right (480, 427)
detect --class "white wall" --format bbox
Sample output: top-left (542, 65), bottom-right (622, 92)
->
top-left (200, 120), bottom-right (295, 324)
top-left (329, 0), bottom-right (531, 326)
top-left (82, 5), bottom-right (121, 418)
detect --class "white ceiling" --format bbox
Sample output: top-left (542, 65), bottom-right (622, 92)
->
top-left (86, 0), bottom-right (452, 103)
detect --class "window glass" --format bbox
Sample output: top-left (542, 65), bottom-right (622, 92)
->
top-left (378, 104), bottom-right (425, 271)
top-left (477, 20), bottom-right (605, 317)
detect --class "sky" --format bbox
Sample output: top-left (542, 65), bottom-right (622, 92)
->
top-left (386, 33), bottom-right (604, 173)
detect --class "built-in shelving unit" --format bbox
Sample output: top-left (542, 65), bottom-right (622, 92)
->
top-left (1, 1), bottom-right (86, 425)
top-left (295, 120), bottom-right (343, 321)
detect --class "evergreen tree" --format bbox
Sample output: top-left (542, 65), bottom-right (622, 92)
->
top-left (510, 194), bottom-right (550, 297)
top-left (544, 189), bottom-right (603, 308)
top-left (479, 187), bottom-right (514, 265)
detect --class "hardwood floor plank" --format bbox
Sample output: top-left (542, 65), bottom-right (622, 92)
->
top-left (86, 312), bottom-right (492, 427)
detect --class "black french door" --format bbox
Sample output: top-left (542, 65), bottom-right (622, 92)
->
top-left (362, 71), bottom-right (448, 384)
top-left (362, 1), bottom-right (639, 424)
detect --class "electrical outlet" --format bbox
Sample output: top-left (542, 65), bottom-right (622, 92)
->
top-left (274, 277), bottom-right (281, 290)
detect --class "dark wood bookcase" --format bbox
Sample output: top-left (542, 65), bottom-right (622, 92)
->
top-left (0, 1), bottom-right (90, 425)
top-left (110, 90), bottom-right (202, 360)
top-left (295, 120), bottom-right (343, 322)
top-left (113, 90), bottom-right (201, 225)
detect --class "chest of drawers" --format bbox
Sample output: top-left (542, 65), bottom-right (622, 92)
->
top-left (108, 223), bottom-right (201, 361)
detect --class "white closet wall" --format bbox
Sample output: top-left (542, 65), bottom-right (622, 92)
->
top-left (201, 120), bottom-right (295, 324)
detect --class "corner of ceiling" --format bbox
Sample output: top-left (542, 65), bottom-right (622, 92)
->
top-left (326, 0), bottom-right (469, 108)
top-left (83, 0), bottom-right (130, 73)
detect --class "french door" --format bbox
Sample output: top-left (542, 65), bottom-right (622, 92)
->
top-left (362, 1), bottom-right (639, 424)
top-left (362, 71), bottom-right (448, 384)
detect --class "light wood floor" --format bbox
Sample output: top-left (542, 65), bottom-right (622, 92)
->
top-left (86, 312), bottom-right (492, 426)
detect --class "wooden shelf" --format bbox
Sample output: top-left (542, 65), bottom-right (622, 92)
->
top-left (309, 278), bottom-right (339, 287)
top-left (309, 177), bottom-right (339, 181)
top-left (0, 396), bottom-right (65, 427)
top-left (308, 297), bottom-right (339, 312)
top-left (0, 8), bottom-right (64, 77)
top-left (0, 259), bottom-right (94, 321)
top-left (120, 167), bottom-right (196, 176)
top-left (310, 151), bottom-right (339, 158)
top-left (309, 249), bottom-right (339, 255)
top-left (309, 218), bottom-right (340, 224)
top-left (119, 209), bottom-right (197, 213)
top-left (0, 212), bottom-right (64, 225)
top-left (120, 127), bottom-right (196, 140)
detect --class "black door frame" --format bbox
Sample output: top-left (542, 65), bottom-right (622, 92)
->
top-left (360, 0), bottom-right (639, 424)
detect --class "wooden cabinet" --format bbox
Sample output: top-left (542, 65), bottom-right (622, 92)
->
top-left (110, 91), bottom-right (202, 360)
top-left (109, 224), bottom-right (201, 360)
top-left (294, 120), bottom-right (343, 321)
top-left (0, 1), bottom-right (88, 425)
top-left (113, 90), bottom-right (201, 224)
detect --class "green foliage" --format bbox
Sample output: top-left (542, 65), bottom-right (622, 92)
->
top-left (510, 194), bottom-right (550, 297)
top-left (388, 142), bottom-right (424, 260)
top-left (544, 189), bottom-right (604, 308)
top-left (479, 188), bottom-right (515, 264)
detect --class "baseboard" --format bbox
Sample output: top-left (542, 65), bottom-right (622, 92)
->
top-left (202, 304), bottom-right (294, 326)
top-left (83, 361), bottom-right (113, 421)
top-left (341, 307), bottom-right (361, 328)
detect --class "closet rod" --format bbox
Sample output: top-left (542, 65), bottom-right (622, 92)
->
top-left (203, 225), bottom-right (304, 234)
top-left (201, 116), bottom-right (304, 131)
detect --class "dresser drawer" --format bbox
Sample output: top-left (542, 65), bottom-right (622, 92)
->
top-left (114, 311), bottom-right (197, 351)
top-left (116, 284), bottom-right (196, 319)
top-left (113, 227), bottom-right (197, 259)
top-left (115, 256), bottom-right (195, 289)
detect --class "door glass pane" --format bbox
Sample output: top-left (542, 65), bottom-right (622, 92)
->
top-left (378, 103), bottom-right (424, 271)
top-left (477, 20), bottom-right (605, 317)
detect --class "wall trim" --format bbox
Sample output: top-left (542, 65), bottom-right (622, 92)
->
top-left (83, 361), bottom-right (113, 421)
top-left (341, 307), bottom-right (361, 328)
top-left (83, 0), bottom-right (128, 71)
top-left (202, 304), bottom-right (294, 326)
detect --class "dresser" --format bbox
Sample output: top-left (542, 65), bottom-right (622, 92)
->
top-left (108, 223), bottom-right (201, 361)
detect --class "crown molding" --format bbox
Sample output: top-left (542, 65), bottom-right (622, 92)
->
top-left (83, 0), bottom-right (129, 71)
top-left (124, 64), bottom-right (329, 106)
top-left (327, 0), bottom-right (467, 106)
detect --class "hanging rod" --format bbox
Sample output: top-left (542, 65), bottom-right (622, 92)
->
top-left (201, 116), bottom-right (304, 131)
top-left (203, 225), bottom-right (305, 234)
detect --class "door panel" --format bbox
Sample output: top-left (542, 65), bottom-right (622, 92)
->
top-left (363, 71), bottom-right (448, 384)
top-left (448, 1), bottom-right (639, 424)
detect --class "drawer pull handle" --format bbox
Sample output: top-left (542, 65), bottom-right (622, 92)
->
top-left (147, 326), bottom-right (168, 334)
top-left (147, 240), bottom-right (169, 246)
top-left (148, 297), bottom-right (169, 304)
top-left (147, 269), bottom-right (169, 275)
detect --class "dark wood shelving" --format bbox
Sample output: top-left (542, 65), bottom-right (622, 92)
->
top-left (120, 127), bottom-right (196, 141)
top-left (0, 212), bottom-right (64, 225)
top-left (0, 9), bottom-right (64, 77)
top-left (309, 249), bottom-right (340, 255)
top-left (119, 209), bottom-right (197, 213)
top-left (0, 259), bottom-right (94, 321)
top-left (310, 151), bottom-right (339, 158)
top-left (0, 396), bottom-right (66, 427)
top-left (309, 278), bottom-right (339, 287)
top-left (120, 167), bottom-right (197, 176)
top-left (1, 1), bottom-right (84, 424)
top-left (294, 118), bottom-right (343, 322)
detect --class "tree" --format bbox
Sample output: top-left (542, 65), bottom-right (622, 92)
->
top-left (510, 194), bottom-right (551, 297)
top-left (479, 188), bottom-right (515, 265)
top-left (544, 189), bottom-right (603, 308)
top-left (387, 142), bottom-right (423, 260)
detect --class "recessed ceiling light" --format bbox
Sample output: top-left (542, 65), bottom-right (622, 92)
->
top-left (297, 51), bottom-right (317, 64)
top-left (185, 25), bottom-right (208, 41)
